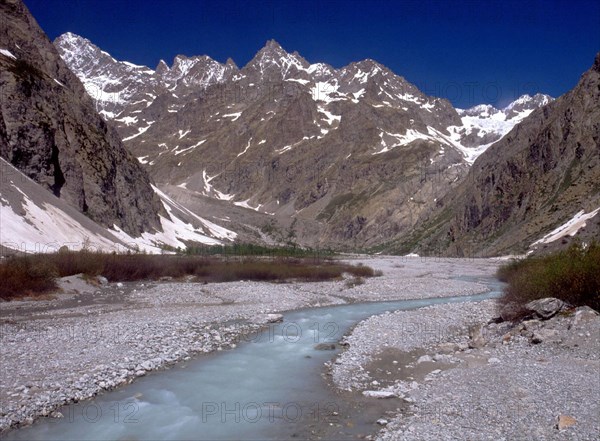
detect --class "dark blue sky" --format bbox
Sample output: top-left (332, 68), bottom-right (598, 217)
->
top-left (25, 0), bottom-right (600, 108)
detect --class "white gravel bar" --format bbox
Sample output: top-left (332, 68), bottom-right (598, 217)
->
top-left (328, 265), bottom-right (599, 440)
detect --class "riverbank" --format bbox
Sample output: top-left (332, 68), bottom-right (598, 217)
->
top-left (0, 256), bottom-right (497, 433)
top-left (330, 292), bottom-right (600, 440)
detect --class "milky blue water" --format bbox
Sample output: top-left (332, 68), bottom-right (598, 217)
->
top-left (6, 278), bottom-right (502, 440)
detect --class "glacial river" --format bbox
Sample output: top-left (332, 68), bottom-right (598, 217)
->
top-left (6, 278), bottom-right (503, 440)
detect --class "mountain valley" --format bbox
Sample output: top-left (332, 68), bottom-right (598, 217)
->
top-left (1, 0), bottom-right (597, 255)
top-left (51, 32), bottom-right (575, 254)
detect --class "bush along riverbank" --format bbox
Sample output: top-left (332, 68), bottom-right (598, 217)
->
top-left (496, 242), bottom-right (599, 321)
top-left (0, 251), bottom-right (380, 300)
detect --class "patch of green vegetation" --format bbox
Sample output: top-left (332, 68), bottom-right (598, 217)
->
top-left (375, 206), bottom-right (455, 255)
top-left (344, 276), bottom-right (365, 288)
top-left (259, 219), bottom-right (299, 247)
top-left (317, 191), bottom-right (370, 222)
top-left (260, 219), bottom-right (278, 236)
top-left (185, 243), bottom-right (335, 259)
top-left (557, 158), bottom-right (579, 194)
top-left (497, 242), bottom-right (600, 320)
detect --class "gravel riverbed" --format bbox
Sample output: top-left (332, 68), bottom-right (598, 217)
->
top-left (0, 256), bottom-right (498, 433)
top-left (329, 282), bottom-right (600, 440)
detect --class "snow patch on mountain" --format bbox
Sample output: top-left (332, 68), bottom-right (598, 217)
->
top-left (374, 129), bottom-right (431, 154)
top-left (531, 207), bottom-right (600, 247)
top-left (1, 187), bottom-right (123, 252)
top-left (0, 159), bottom-right (236, 253)
top-left (123, 121), bottom-right (154, 141)
top-left (0, 48), bottom-right (17, 60)
top-left (312, 80), bottom-right (345, 103)
top-left (449, 94), bottom-right (554, 162)
top-left (237, 138), bottom-right (253, 157)
top-left (223, 112), bottom-right (242, 121)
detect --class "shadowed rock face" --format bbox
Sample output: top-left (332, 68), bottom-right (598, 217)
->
top-left (401, 53), bottom-right (600, 256)
top-left (0, 0), bottom-right (164, 236)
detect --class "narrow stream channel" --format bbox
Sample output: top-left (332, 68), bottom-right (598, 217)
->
top-left (6, 278), bottom-right (503, 440)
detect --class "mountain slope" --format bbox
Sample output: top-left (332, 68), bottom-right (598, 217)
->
top-left (396, 53), bottom-right (600, 256)
top-left (0, 158), bottom-right (236, 254)
top-left (0, 158), bottom-right (132, 253)
top-left (54, 34), bottom-right (555, 250)
top-left (0, 0), bottom-right (163, 237)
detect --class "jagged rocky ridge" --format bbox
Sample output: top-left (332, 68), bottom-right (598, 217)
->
top-left (0, 0), bottom-right (164, 237)
top-left (54, 33), bottom-right (553, 250)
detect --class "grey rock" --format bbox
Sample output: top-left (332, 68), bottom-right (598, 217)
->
top-left (417, 355), bottom-right (433, 364)
top-left (556, 414), bottom-right (577, 430)
top-left (0, 1), bottom-right (165, 236)
top-left (252, 313), bottom-right (284, 324)
top-left (525, 298), bottom-right (565, 320)
top-left (572, 306), bottom-right (599, 327)
top-left (530, 328), bottom-right (560, 344)
top-left (362, 390), bottom-right (397, 399)
top-left (468, 324), bottom-right (486, 348)
top-left (522, 319), bottom-right (541, 330)
top-left (437, 342), bottom-right (458, 353)
top-left (140, 360), bottom-right (154, 371)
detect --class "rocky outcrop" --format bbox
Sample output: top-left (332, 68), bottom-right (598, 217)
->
top-left (0, 0), bottom-right (164, 236)
top-left (524, 298), bottom-right (566, 320)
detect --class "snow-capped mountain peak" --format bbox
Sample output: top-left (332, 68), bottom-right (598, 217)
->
top-left (54, 32), bottom-right (239, 120)
top-left (306, 62), bottom-right (336, 81)
top-left (503, 93), bottom-right (553, 119)
top-left (460, 94), bottom-right (553, 120)
top-left (451, 93), bottom-right (554, 155)
top-left (243, 39), bottom-right (310, 80)
top-left (457, 103), bottom-right (500, 118)
top-left (55, 34), bottom-right (554, 169)
top-left (158, 54), bottom-right (238, 90)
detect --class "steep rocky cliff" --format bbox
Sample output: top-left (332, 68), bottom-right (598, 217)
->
top-left (396, 53), bottom-right (600, 256)
top-left (0, 0), bottom-right (164, 236)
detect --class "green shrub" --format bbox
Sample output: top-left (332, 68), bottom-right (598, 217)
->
top-left (497, 242), bottom-right (600, 319)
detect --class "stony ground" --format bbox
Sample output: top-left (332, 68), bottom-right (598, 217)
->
top-left (330, 293), bottom-right (600, 440)
top-left (0, 256), bottom-right (497, 433)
